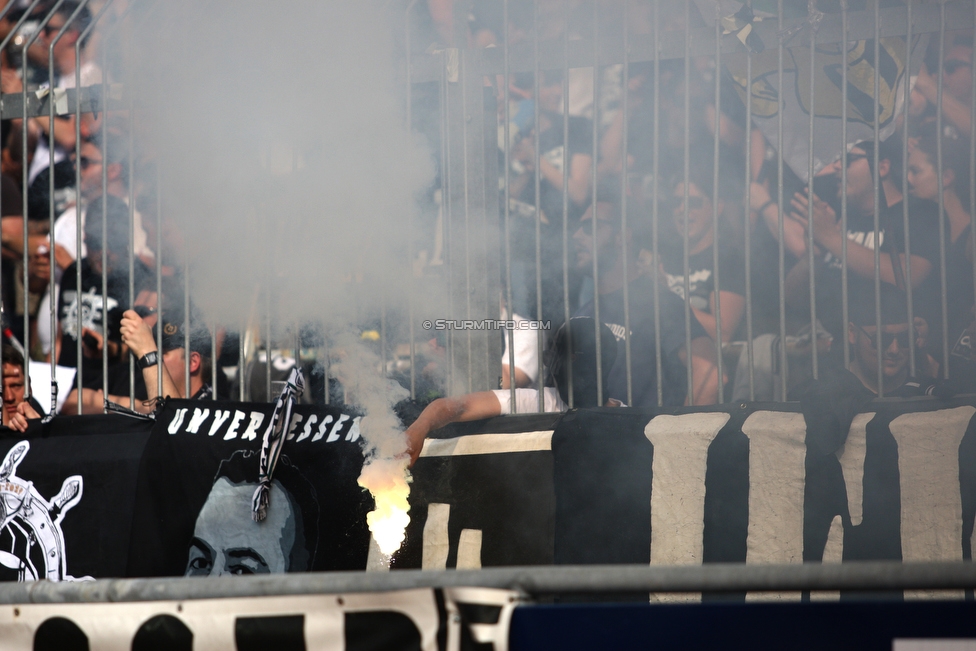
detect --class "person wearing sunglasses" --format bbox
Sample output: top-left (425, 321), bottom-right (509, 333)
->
top-left (758, 139), bottom-right (942, 357)
top-left (845, 282), bottom-right (939, 397)
top-left (661, 159), bottom-right (746, 345)
top-left (911, 41), bottom-right (974, 138)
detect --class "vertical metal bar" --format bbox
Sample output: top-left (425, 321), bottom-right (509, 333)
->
top-left (534, 0), bottom-right (543, 412)
top-left (901, 0), bottom-right (916, 376)
top-left (872, 0), bottom-right (883, 395)
top-left (841, 0), bottom-right (851, 370)
top-left (128, 69), bottom-right (136, 405)
top-left (682, 0), bottom-right (693, 405)
top-left (443, 48), bottom-right (455, 399)
top-left (776, 0), bottom-right (788, 400)
top-left (712, 2), bottom-right (724, 403)
top-left (462, 49), bottom-right (474, 396)
top-left (156, 167), bottom-right (163, 395)
top-left (620, 0), bottom-right (632, 406)
top-left (971, 3), bottom-right (976, 342)
top-left (503, 0), bottom-right (517, 408)
top-left (48, 0), bottom-right (91, 416)
top-left (652, 0), bottom-right (663, 406)
top-left (239, 326), bottom-right (245, 401)
top-left (935, 0), bottom-right (949, 379)
top-left (592, 0), bottom-right (603, 407)
top-left (100, 35), bottom-right (109, 410)
top-left (211, 324), bottom-right (217, 399)
top-left (562, 0), bottom-right (573, 408)
top-left (183, 209), bottom-right (190, 396)
top-left (806, 0), bottom-right (819, 381)
top-left (744, 48), bottom-right (755, 400)
top-left (405, 1), bottom-right (418, 401)
top-left (265, 291), bottom-right (271, 402)
top-left (24, 0), bottom-right (68, 400)
top-left (0, 0), bottom-right (27, 414)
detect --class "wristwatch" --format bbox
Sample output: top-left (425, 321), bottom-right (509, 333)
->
top-left (137, 351), bottom-right (159, 369)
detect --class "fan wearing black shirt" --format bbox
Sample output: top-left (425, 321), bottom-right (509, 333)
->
top-left (572, 195), bottom-right (721, 406)
top-left (753, 138), bottom-right (942, 346)
top-left (55, 195), bottom-right (152, 390)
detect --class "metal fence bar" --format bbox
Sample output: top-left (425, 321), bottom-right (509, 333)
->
top-left (743, 46), bottom-right (755, 400)
top-left (651, 0), bottom-right (663, 407)
top-left (806, 1), bottom-right (819, 381)
top-left (620, 0), bottom-right (632, 407)
top-left (682, 0), bottom-right (693, 405)
top-left (711, 2), bottom-right (724, 403)
top-left (23, 0), bottom-right (67, 400)
top-left (533, 0), bottom-right (543, 412)
top-left (155, 166), bottom-right (162, 395)
top-left (100, 28), bottom-right (110, 410)
top-left (841, 0), bottom-right (851, 372)
top-left (872, 0), bottom-right (883, 396)
top-left (405, 0), bottom-right (418, 401)
top-left (901, 0), bottom-right (915, 377)
top-left (561, 0), bottom-right (573, 409)
top-left (0, 0), bottom-right (26, 412)
top-left (776, 0), bottom-right (787, 400)
top-left (591, 0), bottom-right (603, 408)
top-left (4, 562), bottom-right (976, 604)
top-left (502, 0), bottom-right (516, 409)
top-left (48, 0), bottom-right (92, 416)
top-left (935, 0), bottom-right (949, 380)
top-left (971, 3), bottom-right (976, 339)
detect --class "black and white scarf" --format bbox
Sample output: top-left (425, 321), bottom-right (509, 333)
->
top-left (251, 367), bottom-right (305, 522)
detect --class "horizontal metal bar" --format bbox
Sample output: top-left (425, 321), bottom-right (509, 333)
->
top-left (409, 3), bottom-right (971, 82)
top-left (0, 83), bottom-right (125, 120)
top-left (3, 562), bottom-right (976, 604)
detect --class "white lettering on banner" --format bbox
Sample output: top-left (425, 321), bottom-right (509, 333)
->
top-left (890, 406), bottom-right (975, 600)
top-left (742, 411), bottom-right (807, 602)
top-left (646, 413), bottom-right (730, 567)
top-left (208, 410), bottom-right (232, 437)
top-left (167, 409), bottom-right (187, 434)
top-left (240, 412), bottom-right (266, 441)
top-left (287, 414), bottom-right (303, 440)
top-left (645, 413), bottom-right (728, 605)
top-left (345, 417), bottom-right (362, 442)
top-left (810, 515), bottom-right (844, 602)
top-left (422, 503), bottom-right (451, 570)
top-left (837, 412), bottom-right (874, 526)
top-left (223, 410), bottom-right (247, 441)
top-left (296, 415), bottom-right (318, 442)
top-left (326, 415), bottom-right (350, 443)
top-left (312, 415), bottom-right (334, 442)
top-left (185, 408), bottom-right (210, 434)
top-left (457, 529), bottom-right (483, 569)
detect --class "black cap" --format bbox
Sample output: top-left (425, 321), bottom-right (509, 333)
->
top-left (159, 317), bottom-right (212, 356)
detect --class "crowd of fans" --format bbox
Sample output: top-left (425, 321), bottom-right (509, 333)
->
top-left (408, 0), bottom-right (976, 408)
top-left (0, 0), bottom-right (218, 426)
top-left (1, 0), bottom-right (975, 428)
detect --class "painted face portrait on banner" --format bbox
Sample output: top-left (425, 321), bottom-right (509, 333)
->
top-left (185, 450), bottom-right (319, 576)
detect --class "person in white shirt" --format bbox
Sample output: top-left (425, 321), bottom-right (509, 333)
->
top-left (405, 316), bottom-right (621, 465)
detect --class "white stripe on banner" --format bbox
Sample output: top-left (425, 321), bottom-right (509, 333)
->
top-left (645, 413), bottom-right (730, 604)
top-left (457, 529), bottom-right (483, 569)
top-left (810, 515), bottom-right (844, 602)
top-left (891, 406), bottom-right (975, 600)
top-left (837, 412), bottom-right (874, 527)
top-left (422, 503), bottom-right (451, 570)
top-left (741, 411), bottom-right (807, 602)
top-left (420, 431), bottom-right (553, 457)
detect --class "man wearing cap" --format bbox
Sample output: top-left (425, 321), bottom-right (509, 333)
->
top-left (119, 309), bottom-right (212, 403)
